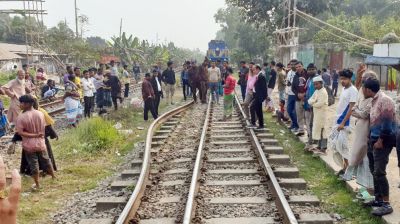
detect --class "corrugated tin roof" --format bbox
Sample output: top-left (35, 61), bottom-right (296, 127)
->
top-left (364, 55), bottom-right (400, 71)
top-left (0, 42), bottom-right (52, 56)
top-left (0, 47), bottom-right (22, 61)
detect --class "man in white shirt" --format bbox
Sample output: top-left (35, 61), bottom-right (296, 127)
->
top-left (82, 70), bottom-right (95, 118)
top-left (286, 59), bottom-right (299, 131)
top-left (110, 60), bottom-right (119, 76)
top-left (151, 69), bottom-right (163, 116)
top-left (207, 61), bottom-right (221, 104)
top-left (89, 68), bottom-right (97, 112)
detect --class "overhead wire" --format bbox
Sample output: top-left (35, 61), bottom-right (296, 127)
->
top-left (295, 9), bottom-right (375, 44)
top-left (296, 13), bottom-right (373, 49)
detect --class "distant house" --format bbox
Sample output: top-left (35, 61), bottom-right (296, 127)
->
top-left (100, 55), bottom-right (120, 65)
top-left (0, 42), bottom-right (60, 73)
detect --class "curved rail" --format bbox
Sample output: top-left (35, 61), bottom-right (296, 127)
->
top-left (233, 94), bottom-right (298, 224)
top-left (116, 99), bottom-right (195, 224)
top-left (183, 95), bottom-right (212, 223)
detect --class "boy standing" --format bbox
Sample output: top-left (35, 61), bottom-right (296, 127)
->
top-left (334, 69), bottom-right (358, 174)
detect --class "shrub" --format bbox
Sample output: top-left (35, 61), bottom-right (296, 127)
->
top-left (55, 117), bottom-right (123, 156)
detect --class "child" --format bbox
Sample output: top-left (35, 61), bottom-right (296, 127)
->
top-left (331, 69), bottom-right (358, 175)
top-left (276, 99), bottom-right (289, 124)
top-left (308, 76), bottom-right (329, 154)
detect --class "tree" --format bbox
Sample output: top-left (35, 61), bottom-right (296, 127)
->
top-left (214, 6), bottom-right (273, 64)
top-left (225, 0), bottom-right (342, 31)
top-left (86, 36), bottom-right (108, 50)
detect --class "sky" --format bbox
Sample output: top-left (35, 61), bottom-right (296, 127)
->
top-left (1, 0), bottom-right (226, 52)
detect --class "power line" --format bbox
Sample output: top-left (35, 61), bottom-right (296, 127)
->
top-left (295, 9), bottom-right (375, 44)
top-left (296, 13), bottom-right (373, 49)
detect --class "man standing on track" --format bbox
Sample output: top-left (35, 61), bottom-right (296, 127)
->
top-left (238, 61), bottom-right (249, 101)
top-left (142, 73), bottom-right (158, 121)
top-left (248, 64), bottom-right (267, 130)
top-left (162, 61), bottom-right (176, 105)
top-left (222, 68), bottom-right (236, 121)
top-left (181, 63), bottom-right (191, 101)
top-left (151, 69), bottom-right (163, 117)
top-left (208, 61), bottom-right (221, 104)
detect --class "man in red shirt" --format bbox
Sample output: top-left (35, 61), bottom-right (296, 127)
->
top-left (16, 94), bottom-right (55, 190)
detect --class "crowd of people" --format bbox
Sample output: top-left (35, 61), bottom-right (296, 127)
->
top-left (244, 58), bottom-right (399, 217)
top-left (0, 60), bottom-right (164, 191)
top-left (1, 57), bottom-right (400, 221)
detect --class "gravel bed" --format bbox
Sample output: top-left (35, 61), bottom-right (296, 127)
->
top-left (50, 142), bottom-right (145, 223)
top-left (136, 202), bottom-right (184, 220)
top-left (205, 162), bottom-right (258, 170)
top-left (290, 204), bottom-right (324, 215)
top-left (135, 103), bottom-right (207, 220)
top-left (207, 151), bottom-right (254, 159)
top-left (195, 203), bottom-right (276, 219)
top-left (162, 173), bottom-right (191, 182)
top-left (206, 174), bottom-right (262, 181)
top-left (141, 185), bottom-right (189, 199)
top-left (281, 188), bottom-right (312, 196)
top-left (200, 185), bottom-right (269, 198)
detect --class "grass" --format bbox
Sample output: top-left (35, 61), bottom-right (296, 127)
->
top-left (17, 94), bottom-right (185, 224)
top-left (264, 113), bottom-right (383, 224)
top-left (0, 71), bottom-right (16, 108)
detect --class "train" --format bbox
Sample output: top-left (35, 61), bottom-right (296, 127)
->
top-left (207, 40), bottom-right (229, 62)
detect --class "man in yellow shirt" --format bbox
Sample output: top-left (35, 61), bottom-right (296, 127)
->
top-left (74, 67), bottom-right (83, 100)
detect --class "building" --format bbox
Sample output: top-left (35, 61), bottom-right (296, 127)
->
top-left (0, 42), bottom-right (60, 73)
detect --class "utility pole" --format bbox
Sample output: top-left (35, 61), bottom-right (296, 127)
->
top-left (74, 0), bottom-right (79, 37)
top-left (119, 18), bottom-right (123, 38)
top-left (293, 0), bottom-right (298, 27)
top-left (287, 0), bottom-right (291, 27)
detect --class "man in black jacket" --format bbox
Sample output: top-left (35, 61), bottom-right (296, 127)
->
top-left (104, 71), bottom-right (122, 110)
top-left (291, 61), bottom-right (307, 136)
top-left (249, 64), bottom-right (267, 130)
top-left (151, 69), bottom-right (163, 116)
top-left (161, 61), bottom-right (176, 105)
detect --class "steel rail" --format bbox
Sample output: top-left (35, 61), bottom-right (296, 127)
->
top-left (116, 99), bottom-right (195, 224)
top-left (182, 95), bottom-right (212, 224)
top-left (234, 94), bottom-right (298, 224)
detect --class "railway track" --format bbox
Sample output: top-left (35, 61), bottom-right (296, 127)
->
top-left (77, 93), bottom-right (334, 224)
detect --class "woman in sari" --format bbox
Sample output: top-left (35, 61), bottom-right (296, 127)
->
top-left (222, 68), bottom-right (236, 120)
top-left (63, 76), bottom-right (83, 127)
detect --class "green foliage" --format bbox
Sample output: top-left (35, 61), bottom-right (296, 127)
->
top-left (0, 13), bottom-right (44, 44)
top-left (225, 0), bottom-right (342, 31)
top-left (55, 117), bottom-right (123, 155)
top-left (314, 13), bottom-right (400, 55)
top-left (214, 6), bottom-right (273, 64)
top-left (109, 32), bottom-right (204, 70)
